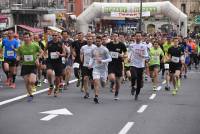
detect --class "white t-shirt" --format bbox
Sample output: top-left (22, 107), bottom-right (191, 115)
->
top-left (128, 42), bottom-right (149, 68)
top-left (80, 44), bottom-right (96, 67)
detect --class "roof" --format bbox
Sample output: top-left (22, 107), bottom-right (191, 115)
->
top-left (48, 26), bottom-right (62, 33)
top-left (18, 25), bottom-right (43, 33)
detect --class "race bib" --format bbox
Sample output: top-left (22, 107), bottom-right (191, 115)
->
top-left (171, 56), bottom-right (180, 63)
top-left (50, 52), bottom-right (59, 59)
top-left (24, 55), bottom-right (33, 62)
top-left (62, 57), bottom-right (66, 64)
top-left (73, 63), bottom-right (80, 68)
top-left (85, 58), bottom-right (91, 66)
top-left (180, 55), bottom-right (185, 62)
top-left (110, 52), bottom-right (119, 58)
top-left (7, 51), bottom-right (14, 56)
top-left (152, 56), bottom-right (159, 61)
top-left (164, 63), bottom-right (169, 69)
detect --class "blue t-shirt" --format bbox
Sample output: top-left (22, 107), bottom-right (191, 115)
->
top-left (2, 38), bottom-right (19, 59)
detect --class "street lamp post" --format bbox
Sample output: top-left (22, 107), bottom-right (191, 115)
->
top-left (139, 0), bottom-right (143, 32)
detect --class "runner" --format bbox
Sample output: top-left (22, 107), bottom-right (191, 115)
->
top-left (71, 32), bottom-right (87, 91)
top-left (162, 36), bottom-right (173, 91)
top-left (17, 32), bottom-right (43, 102)
top-left (1, 30), bottom-right (19, 88)
top-left (107, 33), bottom-right (127, 100)
top-left (80, 35), bottom-right (96, 99)
top-left (33, 34), bottom-right (45, 87)
top-left (129, 32), bottom-right (149, 100)
top-left (61, 30), bottom-right (73, 90)
top-left (149, 40), bottom-right (164, 91)
top-left (180, 38), bottom-right (192, 78)
top-left (168, 37), bottom-right (183, 95)
top-left (45, 32), bottom-right (66, 97)
top-left (89, 35), bottom-right (112, 103)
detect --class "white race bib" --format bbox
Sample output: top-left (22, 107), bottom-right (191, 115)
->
top-left (152, 56), bottom-right (159, 61)
top-left (50, 52), bottom-right (59, 59)
top-left (62, 57), bottom-right (66, 64)
top-left (164, 63), bottom-right (169, 69)
top-left (171, 56), bottom-right (180, 63)
top-left (180, 55), bottom-right (185, 62)
top-left (73, 63), bottom-right (80, 68)
top-left (110, 52), bottom-right (119, 58)
top-left (24, 55), bottom-right (33, 62)
top-left (7, 51), bottom-right (14, 56)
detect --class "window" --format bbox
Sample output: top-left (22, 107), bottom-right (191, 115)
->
top-left (181, 3), bottom-right (186, 13)
top-left (70, 4), bottom-right (74, 12)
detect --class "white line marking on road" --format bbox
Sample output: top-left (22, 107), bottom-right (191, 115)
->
top-left (137, 105), bottom-right (148, 113)
top-left (149, 94), bottom-right (156, 100)
top-left (156, 86), bottom-right (162, 91)
top-left (118, 122), bottom-right (135, 134)
top-left (40, 114), bottom-right (58, 121)
top-left (0, 79), bottom-right (78, 106)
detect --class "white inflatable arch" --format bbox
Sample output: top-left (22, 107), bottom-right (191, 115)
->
top-left (77, 1), bottom-right (187, 37)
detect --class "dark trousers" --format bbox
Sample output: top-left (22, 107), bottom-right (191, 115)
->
top-left (130, 66), bottom-right (144, 96)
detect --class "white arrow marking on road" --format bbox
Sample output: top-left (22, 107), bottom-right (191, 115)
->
top-left (137, 105), bottom-right (148, 113)
top-left (40, 108), bottom-right (73, 121)
top-left (149, 94), bottom-right (156, 100)
top-left (118, 122), bottom-right (135, 134)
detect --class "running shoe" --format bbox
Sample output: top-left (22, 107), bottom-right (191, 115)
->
top-left (165, 86), bottom-right (170, 91)
top-left (172, 89), bottom-right (177, 96)
top-left (27, 95), bottom-right (34, 102)
top-left (48, 85), bottom-right (54, 95)
top-left (54, 89), bottom-right (59, 97)
top-left (76, 79), bottom-right (80, 87)
top-left (94, 97), bottom-right (99, 104)
top-left (153, 86), bottom-right (157, 91)
top-left (59, 83), bottom-right (64, 93)
top-left (135, 94), bottom-right (138, 101)
top-left (84, 93), bottom-right (89, 99)
top-left (43, 79), bottom-right (48, 84)
top-left (37, 81), bottom-right (42, 87)
top-left (131, 87), bottom-right (136, 96)
top-left (114, 95), bottom-right (119, 100)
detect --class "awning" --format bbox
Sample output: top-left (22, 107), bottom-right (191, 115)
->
top-left (0, 15), bottom-right (8, 23)
top-left (48, 26), bottom-right (62, 33)
top-left (69, 15), bottom-right (77, 20)
top-left (18, 25), bottom-right (43, 33)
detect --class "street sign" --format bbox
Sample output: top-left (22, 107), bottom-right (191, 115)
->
top-left (40, 108), bottom-right (73, 121)
top-left (194, 15), bottom-right (200, 24)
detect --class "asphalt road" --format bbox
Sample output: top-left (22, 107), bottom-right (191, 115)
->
top-left (0, 69), bottom-right (200, 134)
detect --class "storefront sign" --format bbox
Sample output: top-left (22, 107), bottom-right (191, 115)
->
top-left (133, 7), bottom-right (157, 13)
top-left (111, 11), bottom-right (150, 18)
top-left (103, 6), bottom-right (157, 13)
top-left (103, 7), bottom-right (128, 13)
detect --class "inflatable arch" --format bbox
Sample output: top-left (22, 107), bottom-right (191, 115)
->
top-left (77, 1), bottom-right (187, 37)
